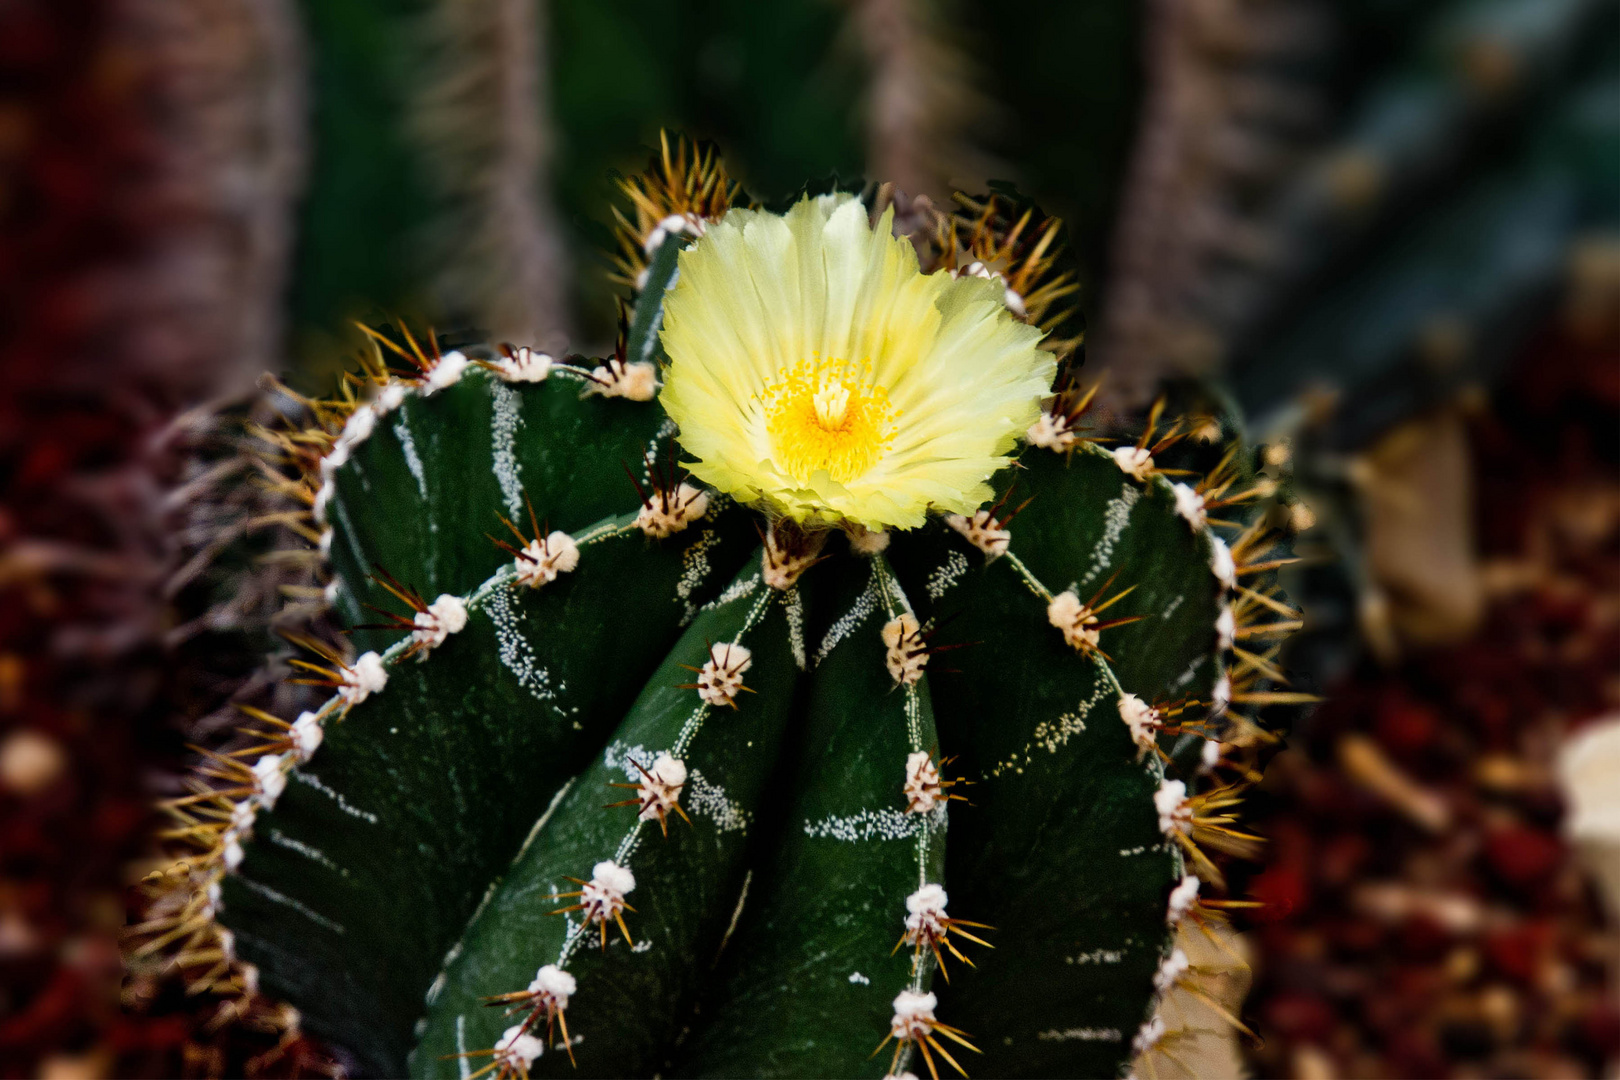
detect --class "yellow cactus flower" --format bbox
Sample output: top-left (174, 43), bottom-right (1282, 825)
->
top-left (658, 194), bottom-right (1056, 530)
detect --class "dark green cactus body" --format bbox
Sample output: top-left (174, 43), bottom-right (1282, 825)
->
top-left (218, 204), bottom-right (1250, 1076)
top-left (1003, 447), bottom-right (1222, 700)
top-left (889, 447), bottom-right (1218, 1077)
top-left (223, 509), bottom-right (755, 1073)
top-left (678, 555), bottom-right (946, 1076)
top-left (413, 553), bottom-right (803, 1076)
top-left (325, 372), bottom-right (675, 646)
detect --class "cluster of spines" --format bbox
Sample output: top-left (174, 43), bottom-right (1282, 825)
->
top-left (611, 132), bottom-right (742, 290)
top-left (922, 191), bottom-right (1084, 358)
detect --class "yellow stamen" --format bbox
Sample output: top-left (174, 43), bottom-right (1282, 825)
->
top-left (760, 356), bottom-right (898, 485)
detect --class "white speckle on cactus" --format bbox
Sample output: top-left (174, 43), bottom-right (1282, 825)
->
top-left (603, 741), bottom-right (657, 777)
top-left (1155, 779), bottom-right (1192, 837)
top-left (926, 549), bottom-right (970, 601)
top-left (1118, 694), bottom-right (1161, 760)
top-left (490, 382), bottom-right (525, 520)
top-left (527, 964), bottom-right (576, 1008)
top-left (204, 880), bottom-right (222, 918)
top-left (1216, 605), bottom-right (1235, 651)
top-left (1034, 695), bottom-right (1106, 758)
top-left (1131, 1014), bottom-right (1165, 1055)
top-left (289, 712), bottom-right (323, 763)
top-left (339, 651), bottom-right (388, 708)
top-left (844, 524), bottom-right (890, 555)
top-left (251, 754), bottom-right (287, 809)
top-left (883, 614), bottom-right (927, 687)
top-left (1080, 485), bottom-right (1141, 587)
top-left (1047, 590), bottom-right (1100, 651)
top-left (636, 484), bottom-right (709, 538)
top-left (317, 529), bottom-right (333, 558)
top-left (514, 531), bottom-right (580, 588)
top-left (674, 524), bottom-right (723, 619)
top-left (945, 508), bottom-right (1011, 559)
top-left (494, 1024), bottom-right (545, 1070)
top-left (494, 346), bottom-right (553, 383)
top-left (240, 963), bottom-right (259, 996)
top-left (229, 799), bottom-right (256, 835)
top-left (1166, 874), bottom-right (1200, 924)
top-left (423, 350), bottom-right (469, 394)
top-left (709, 576), bottom-right (762, 613)
top-left (1035, 1027), bottom-right (1122, 1043)
top-left (1112, 445), bottom-right (1154, 481)
top-left (293, 770), bottom-right (379, 825)
top-left (1070, 947), bottom-right (1125, 964)
top-left (588, 358), bottom-right (659, 401)
top-left (223, 837), bottom-right (244, 871)
top-left (1210, 536), bottom-right (1236, 590)
top-left (636, 753), bottom-right (687, 825)
top-left (1026, 411), bottom-right (1076, 451)
top-left (696, 643), bottom-right (752, 709)
top-left (322, 580), bottom-right (339, 605)
top-left (684, 770), bottom-right (751, 834)
top-left (803, 805), bottom-right (937, 842)
top-left (812, 568), bottom-right (880, 668)
top-left (484, 586), bottom-right (560, 704)
top-left (1172, 482), bottom-right (1207, 529)
top-left (784, 586), bottom-right (807, 670)
top-left (1153, 947), bottom-right (1189, 992)
top-left (217, 928), bottom-right (235, 962)
top-left (849, 971), bottom-right (870, 985)
top-left (1200, 738), bottom-right (1222, 773)
top-left (902, 750), bottom-right (943, 814)
top-left (379, 383), bottom-right (408, 412)
top-left (1211, 673), bottom-right (1231, 717)
top-left (411, 594), bottom-right (468, 655)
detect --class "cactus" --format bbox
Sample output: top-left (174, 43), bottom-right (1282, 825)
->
top-left (146, 138), bottom-right (1300, 1079)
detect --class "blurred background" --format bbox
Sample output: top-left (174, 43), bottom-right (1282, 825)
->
top-left (0, 0), bottom-right (1615, 1076)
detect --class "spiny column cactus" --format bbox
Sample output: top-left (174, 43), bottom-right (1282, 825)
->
top-left (145, 138), bottom-right (1302, 1079)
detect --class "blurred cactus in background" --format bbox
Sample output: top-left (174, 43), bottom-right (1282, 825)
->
top-left (1090, 0), bottom-right (1619, 669)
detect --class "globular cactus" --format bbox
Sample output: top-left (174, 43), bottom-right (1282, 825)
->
top-left (147, 138), bottom-right (1301, 1079)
